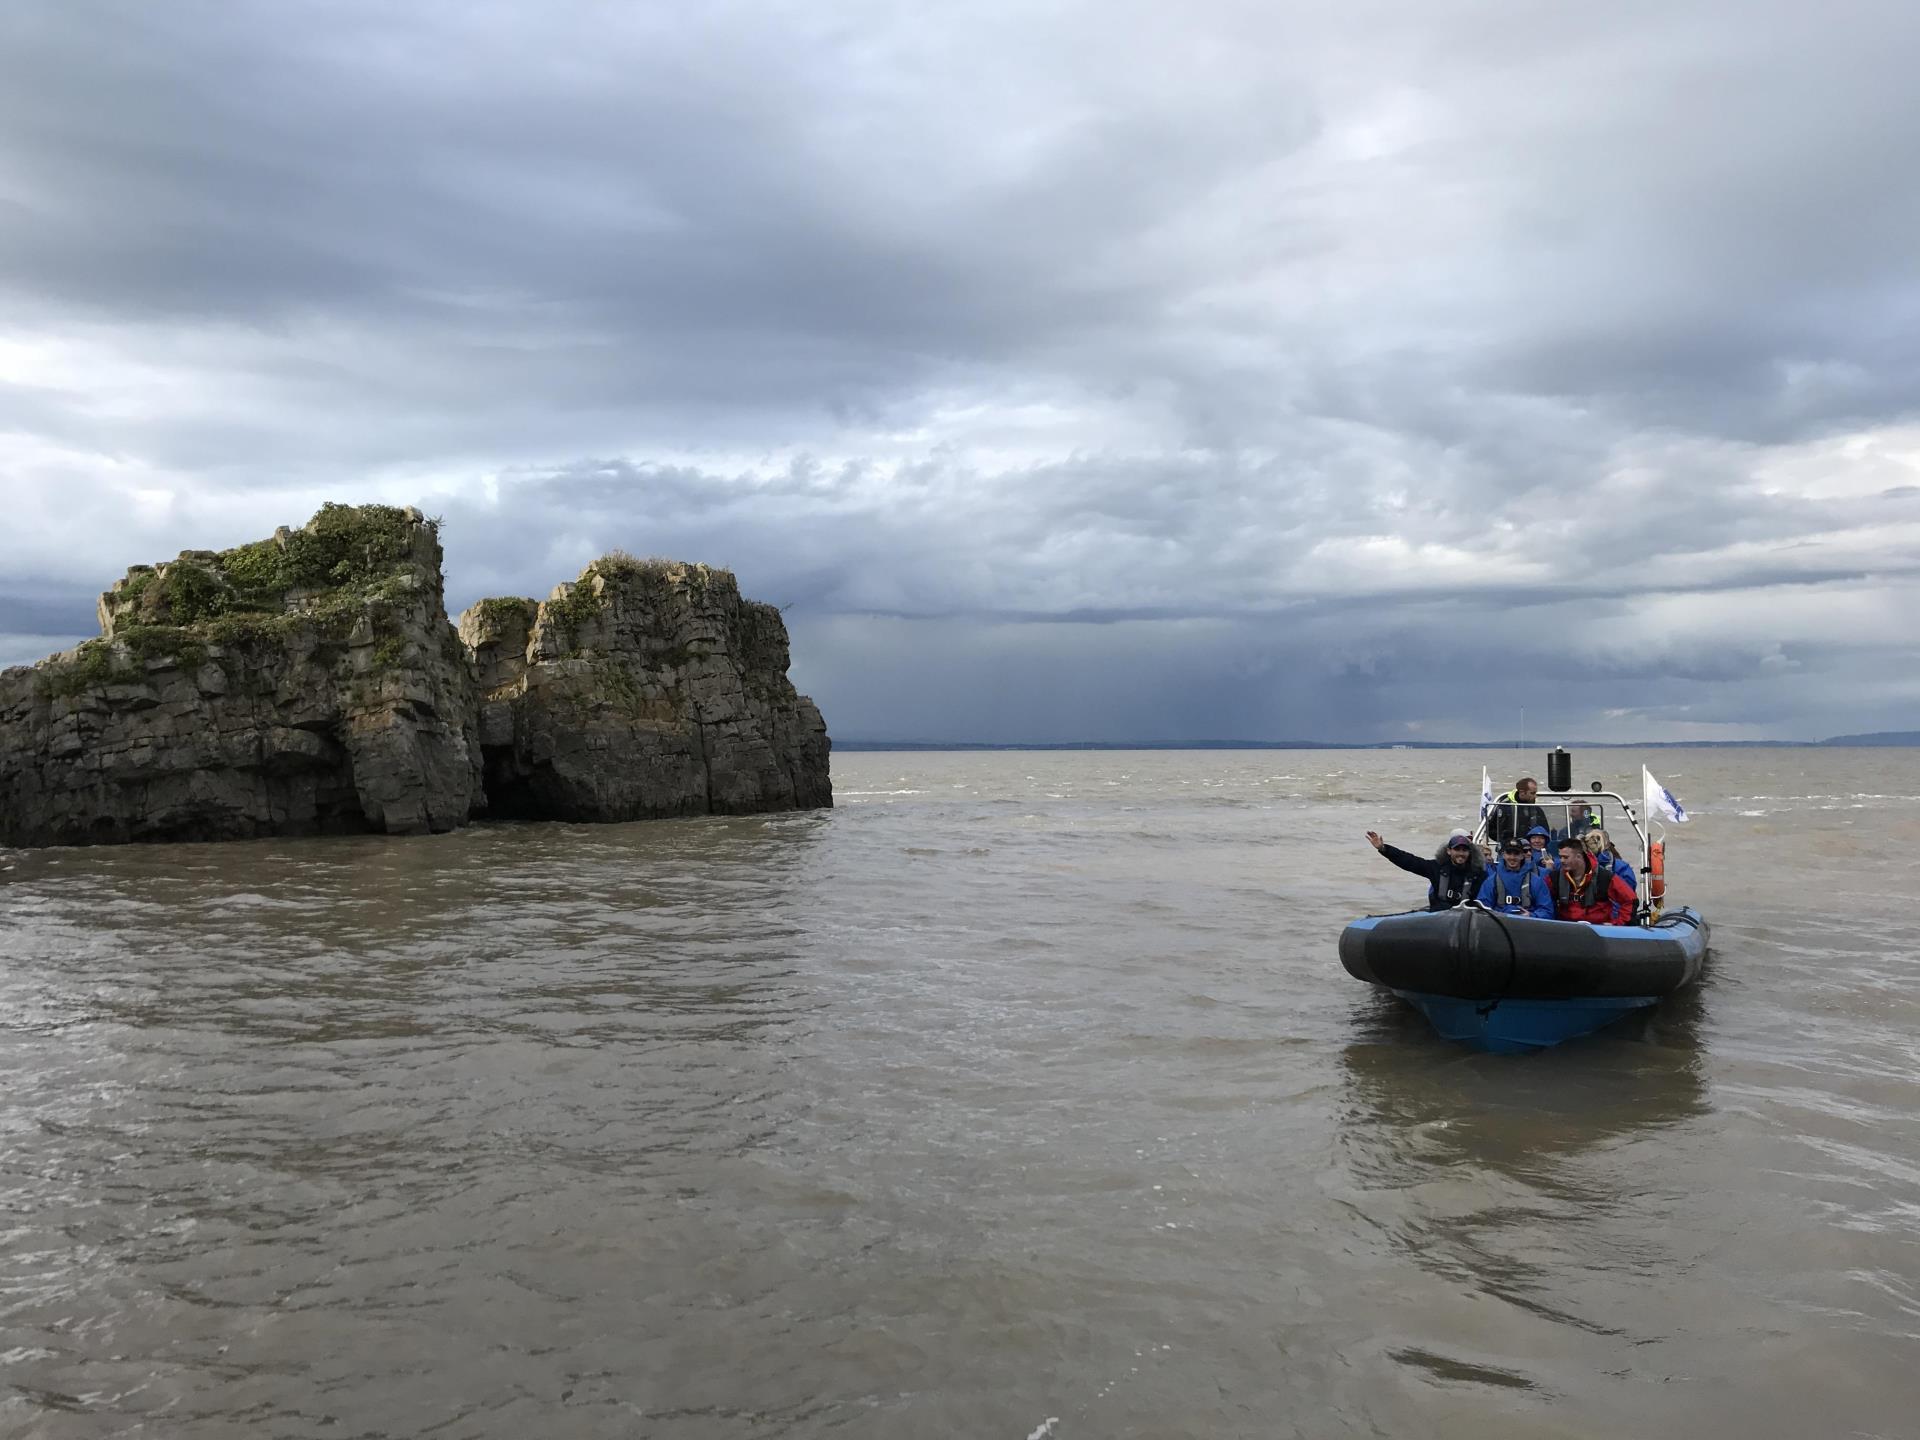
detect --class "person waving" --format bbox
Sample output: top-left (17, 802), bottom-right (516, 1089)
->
top-left (1366, 829), bottom-right (1485, 911)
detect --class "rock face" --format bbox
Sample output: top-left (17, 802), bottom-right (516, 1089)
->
top-left (0, 508), bottom-right (831, 848)
top-left (459, 557), bottom-right (831, 822)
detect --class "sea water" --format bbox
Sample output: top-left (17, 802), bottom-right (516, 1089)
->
top-left (3, 748), bottom-right (1916, 1437)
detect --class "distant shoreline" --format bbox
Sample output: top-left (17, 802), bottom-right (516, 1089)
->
top-left (836, 734), bottom-right (1920, 752)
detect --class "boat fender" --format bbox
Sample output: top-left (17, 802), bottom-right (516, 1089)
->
top-left (1648, 840), bottom-right (1666, 908)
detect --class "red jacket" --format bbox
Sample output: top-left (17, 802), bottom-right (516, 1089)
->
top-left (1552, 859), bottom-right (1635, 924)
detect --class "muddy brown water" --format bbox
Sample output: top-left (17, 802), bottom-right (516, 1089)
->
top-left (3, 749), bottom-right (1916, 1438)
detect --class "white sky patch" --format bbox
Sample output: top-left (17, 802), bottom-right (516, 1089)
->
top-left (1748, 423), bottom-right (1920, 501)
top-left (1292, 534), bottom-right (1528, 594)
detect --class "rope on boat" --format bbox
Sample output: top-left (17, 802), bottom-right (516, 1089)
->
top-left (1463, 900), bottom-right (1521, 1018)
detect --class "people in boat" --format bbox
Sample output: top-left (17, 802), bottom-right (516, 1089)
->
top-left (1475, 838), bottom-right (1555, 918)
top-left (1554, 800), bottom-right (1596, 843)
top-left (1525, 824), bottom-right (1559, 877)
top-left (1365, 829), bottom-right (1485, 911)
top-left (1552, 838), bottom-right (1636, 924)
top-left (1484, 777), bottom-right (1550, 845)
top-left (1584, 828), bottom-right (1637, 894)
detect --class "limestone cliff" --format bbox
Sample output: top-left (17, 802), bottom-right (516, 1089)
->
top-left (0, 508), bottom-right (831, 848)
top-left (458, 555), bottom-right (831, 822)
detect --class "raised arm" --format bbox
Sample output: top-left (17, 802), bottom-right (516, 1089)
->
top-left (1368, 833), bottom-right (1438, 880)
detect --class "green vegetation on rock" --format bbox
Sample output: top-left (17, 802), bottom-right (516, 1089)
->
top-left (36, 626), bottom-right (208, 699)
top-left (36, 641), bottom-right (116, 699)
top-left (120, 625), bottom-right (208, 670)
top-left (594, 549), bottom-right (679, 581)
top-left (472, 596), bottom-right (536, 628)
top-left (38, 504), bottom-right (432, 701)
top-left (118, 503), bottom-right (426, 630)
top-left (546, 581), bottom-right (607, 656)
top-left (370, 634), bottom-right (407, 671)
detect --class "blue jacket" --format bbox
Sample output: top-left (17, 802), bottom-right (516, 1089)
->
top-left (1476, 860), bottom-right (1555, 919)
top-left (1525, 827), bottom-right (1559, 881)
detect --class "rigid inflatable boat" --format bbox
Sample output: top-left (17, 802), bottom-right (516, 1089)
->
top-left (1340, 749), bottom-right (1710, 1052)
top-left (1339, 904), bottom-right (1708, 1052)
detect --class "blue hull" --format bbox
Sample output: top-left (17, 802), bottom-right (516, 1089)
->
top-left (1392, 990), bottom-right (1660, 1054)
top-left (1340, 904), bottom-right (1708, 1052)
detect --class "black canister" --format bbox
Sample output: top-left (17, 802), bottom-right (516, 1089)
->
top-left (1546, 747), bottom-right (1573, 793)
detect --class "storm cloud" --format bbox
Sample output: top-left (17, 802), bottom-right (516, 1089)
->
top-left (3, 0), bottom-right (1918, 740)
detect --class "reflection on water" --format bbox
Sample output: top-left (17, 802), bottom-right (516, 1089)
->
top-left (3, 750), bottom-right (1919, 1438)
top-left (1335, 989), bottom-right (1711, 1347)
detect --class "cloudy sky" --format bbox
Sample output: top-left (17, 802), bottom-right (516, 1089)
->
top-left (4, 0), bottom-right (1918, 742)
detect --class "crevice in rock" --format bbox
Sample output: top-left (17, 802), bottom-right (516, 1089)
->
top-left (479, 743), bottom-right (544, 820)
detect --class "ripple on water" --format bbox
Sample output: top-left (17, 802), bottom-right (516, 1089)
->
top-left (2, 751), bottom-right (1919, 1437)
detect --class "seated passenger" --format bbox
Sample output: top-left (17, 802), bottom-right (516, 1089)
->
top-left (1552, 838), bottom-right (1635, 924)
top-left (1484, 776), bottom-right (1550, 845)
top-left (1366, 829), bottom-right (1485, 911)
top-left (1584, 829), bottom-right (1637, 894)
top-left (1554, 801), bottom-right (1595, 843)
top-left (1476, 838), bottom-right (1555, 918)
top-left (1525, 824), bottom-right (1558, 876)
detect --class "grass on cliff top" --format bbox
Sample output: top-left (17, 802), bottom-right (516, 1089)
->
top-left (592, 549), bottom-right (732, 584)
top-left (38, 505), bottom-right (428, 699)
top-left (541, 552), bottom-right (738, 657)
top-left (127, 503), bottom-right (426, 630)
top-left (471, 596), bottom-right (536, 627)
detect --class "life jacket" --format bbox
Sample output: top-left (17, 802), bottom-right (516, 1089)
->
top-left (1429, 861), bottom-right (1482, 910)
top-left (1489, 862), bottom-right (1536, 911)
top-left (1554, 860), bottom-right (1612, 914)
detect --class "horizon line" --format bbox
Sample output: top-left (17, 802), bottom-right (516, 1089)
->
top-left (833, 734), bottom-right (1919, 751)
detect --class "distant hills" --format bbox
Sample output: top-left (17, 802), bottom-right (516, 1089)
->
top-left (838, 733), bottom-right (1920, 751)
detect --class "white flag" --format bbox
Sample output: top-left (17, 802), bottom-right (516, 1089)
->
top-left (1480, 766), bottom-right (1494, 819)
top-left (1642, 766), bottom-right (1689, 823)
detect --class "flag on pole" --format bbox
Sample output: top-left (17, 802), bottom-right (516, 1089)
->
top-left (1480, 766), bottom-right (1494, 820)
top-left (1642, 766), bottom-right (1689, 823)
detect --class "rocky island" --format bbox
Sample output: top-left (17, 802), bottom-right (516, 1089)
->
top-left (0, 504), bottom-right (830, 847)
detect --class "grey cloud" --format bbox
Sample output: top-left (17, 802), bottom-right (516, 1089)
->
top-left (3, 1), bottom-right (1919, 740)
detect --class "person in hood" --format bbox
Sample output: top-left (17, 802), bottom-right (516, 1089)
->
top-left (1584, 828), bottom-right (1637, 894)
top-left (1475, 838), bottom-right (1555, 918)
top-left (1525, 824), bottom-right (1559, 878)
top-left (1366, 829), bottom-right (1485, 911)
top-left (1484, 776), bottom-right (1550, 845)
top-left (1552, 838), bottom-right (1636, 924)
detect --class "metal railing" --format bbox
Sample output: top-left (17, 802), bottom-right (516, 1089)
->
top-left (1472, 789), bottom-right (1657, 926)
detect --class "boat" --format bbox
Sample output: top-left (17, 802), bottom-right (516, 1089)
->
top-left (1338, 748), bottom-right (1710, 1053)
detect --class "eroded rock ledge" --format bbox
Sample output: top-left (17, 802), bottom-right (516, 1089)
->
top-left (0, 505), bottom-right (830, 847)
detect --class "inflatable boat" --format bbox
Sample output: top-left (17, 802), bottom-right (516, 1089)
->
top-left (1339, 904), bottom-right (1708, 1052)
top-left (1340, 749), bottom-right (1710, 1052)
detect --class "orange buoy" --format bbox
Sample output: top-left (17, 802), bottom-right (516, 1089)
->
top-left (1649, 839), bottom-right (1666, 906)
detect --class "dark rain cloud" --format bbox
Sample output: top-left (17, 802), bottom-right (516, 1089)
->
top-left (3, 0), bottom-right (1919, 739)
